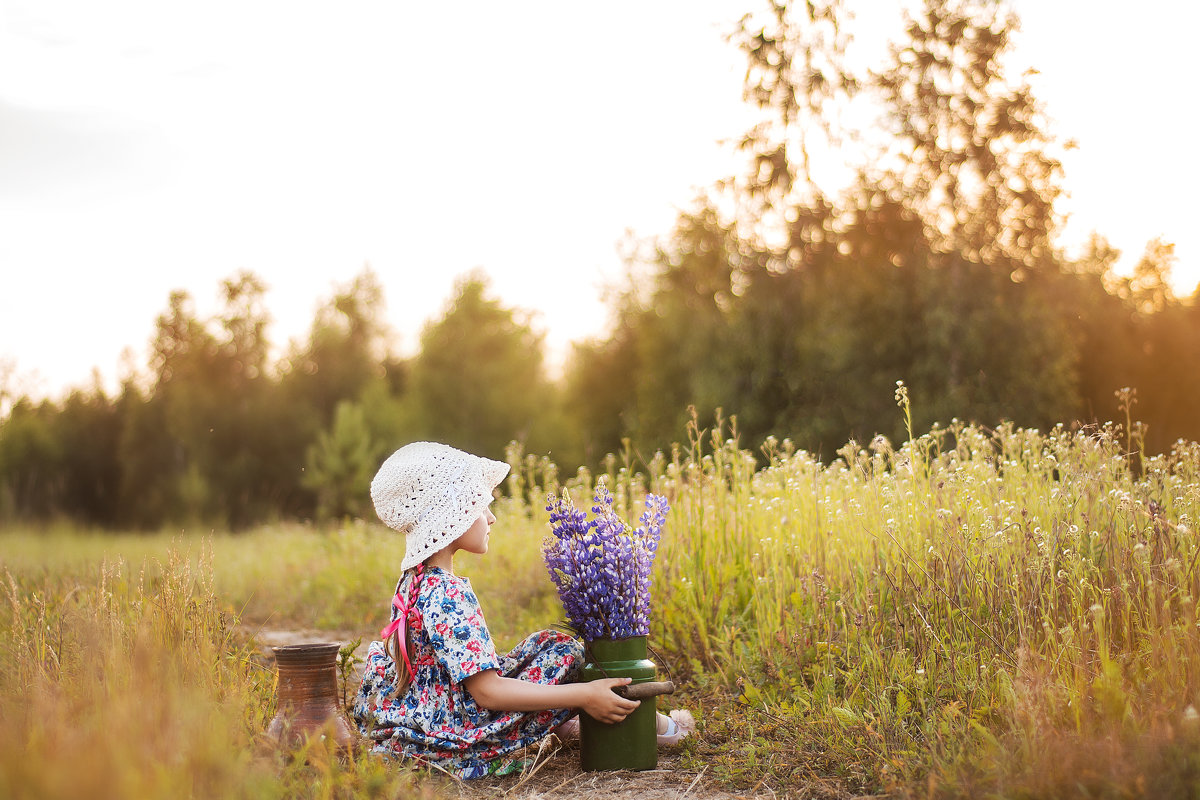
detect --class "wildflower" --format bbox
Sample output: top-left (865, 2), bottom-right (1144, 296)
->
top-left (543, 484), bottom-right (669, 641)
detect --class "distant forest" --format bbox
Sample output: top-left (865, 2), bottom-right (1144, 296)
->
top-left (2, 0), bottom-right (1198, 529)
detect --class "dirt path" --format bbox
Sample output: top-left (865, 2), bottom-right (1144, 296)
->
top-left (241, 627), bottom-right (834, 800)
top-left (450, 747), bottom-right (750, 800)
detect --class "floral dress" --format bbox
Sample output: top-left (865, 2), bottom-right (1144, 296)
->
top-left (352, 566), bottom-right (583, 778)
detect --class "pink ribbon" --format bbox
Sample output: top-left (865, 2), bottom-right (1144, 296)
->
top-left (381, 587), bottom-right (420, 679)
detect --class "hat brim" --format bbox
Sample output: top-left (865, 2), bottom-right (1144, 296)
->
top-left (399, 456), bottom-right (510, 571)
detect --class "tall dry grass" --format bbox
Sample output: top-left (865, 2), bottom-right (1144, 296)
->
top-left (0, 544), bottom-right (434, 800)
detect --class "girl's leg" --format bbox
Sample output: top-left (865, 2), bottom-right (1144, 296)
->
top-left (552, 714), bottom-right (580, 740)
top-left (499, 630), bottom-right (584, 685)
top-left (560, 711), bottom-right (690, 745)
top-left (488, 631), bottom-right (585, 745)
top-left (656, 709), bottom-right (695, 745)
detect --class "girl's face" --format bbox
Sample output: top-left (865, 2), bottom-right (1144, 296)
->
top-left (454, 505), bottom-right (495, 557)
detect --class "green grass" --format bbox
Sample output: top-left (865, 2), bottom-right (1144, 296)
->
top-left (3, 412), bottom-right (1200, 798)
top-left (0, 513), bottom-right (556, 644)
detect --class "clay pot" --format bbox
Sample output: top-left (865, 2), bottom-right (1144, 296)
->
top-left (266, 642), bottom-right (357, 750)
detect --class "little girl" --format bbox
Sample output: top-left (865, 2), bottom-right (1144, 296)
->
top-left (352, 442), bottom-right (692, 778)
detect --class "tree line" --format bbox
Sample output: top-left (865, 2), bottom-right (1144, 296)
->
top-left (2, 0), bottom-right (1197, 530)
top-left (562, 0), bottom-right (1200, 462)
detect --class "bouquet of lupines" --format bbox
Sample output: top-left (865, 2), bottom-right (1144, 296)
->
top-left (543, 483), bottom-right (669, 641)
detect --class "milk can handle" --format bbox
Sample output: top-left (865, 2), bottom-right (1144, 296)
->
top-left (613, 680), bottom-right (676, 700)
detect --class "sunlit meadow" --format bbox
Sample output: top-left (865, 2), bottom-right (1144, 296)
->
top-left (3, 396), bottom-right (1200, 797)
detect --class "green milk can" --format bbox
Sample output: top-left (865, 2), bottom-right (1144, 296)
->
top-left (579, 635), bottom-right (674, 771)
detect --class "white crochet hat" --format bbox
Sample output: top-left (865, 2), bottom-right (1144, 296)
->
top-left (371, 442), bottom-right (510, 571)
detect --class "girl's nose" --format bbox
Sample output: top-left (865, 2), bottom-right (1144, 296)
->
top-left (486, 509), bottom-right (496, 524)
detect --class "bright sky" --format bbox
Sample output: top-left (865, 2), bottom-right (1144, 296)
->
top-left (1, 0), bottom-right (1196, 400)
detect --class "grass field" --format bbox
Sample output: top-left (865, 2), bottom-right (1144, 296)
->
top-left (3, 409), bottom-right (1200, 798)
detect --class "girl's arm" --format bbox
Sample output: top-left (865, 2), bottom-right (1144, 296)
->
top-left (464, 670), bottom-right (640, 724)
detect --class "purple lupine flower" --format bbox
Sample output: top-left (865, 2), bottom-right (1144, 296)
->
top-left (543, 484), bottom-right (669, 641)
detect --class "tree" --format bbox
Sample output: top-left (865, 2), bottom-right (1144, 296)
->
top-left (563, 326), bottom-right (640, 465)
top-left (283, 268), bottom-right (394, 428)
top-left (0, 397), bottom-right (61, 520)
top-left (873, 0), bottom-right (1065, 274)
top-left (124, 271), bottom-right (281, 527)
top-left (862, 0), bottom-right (1073, 417)
top-left (303, 400), bottom-right (382, 520)
top-left (117, 289), bottom-right (215, 525)
top-left (407, 272), bottom-right (550, 460)
top-left (724, 0), bottom-right (858, 252)
top-left (1125, 238), bottom-right (1178, 315)
top-left (276, 268), bottom-right (404, 520)
top-left (0, 381), bottom-right (124, 525)
top-left (52, 385), bottom-right (123, 524)
top-left (115, 381), bottom-right (177, 528)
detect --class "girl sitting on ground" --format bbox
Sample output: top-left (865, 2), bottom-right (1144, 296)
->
top-left (352, 441), bottom-right (693, 778)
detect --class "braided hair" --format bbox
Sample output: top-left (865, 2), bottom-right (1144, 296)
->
top-left (385, 563), bottom-right (425, 696)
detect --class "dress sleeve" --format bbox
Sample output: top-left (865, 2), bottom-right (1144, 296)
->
top-left (421, 573), bottom-right (501, 684)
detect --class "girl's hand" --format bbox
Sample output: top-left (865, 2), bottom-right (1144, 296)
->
top-left (580, 677), bottom-right (641, 724)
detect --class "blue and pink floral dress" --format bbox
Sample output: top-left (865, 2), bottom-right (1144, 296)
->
top-left (352, 566), bottom-right (583, 778)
